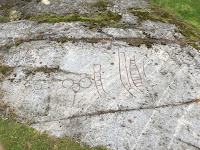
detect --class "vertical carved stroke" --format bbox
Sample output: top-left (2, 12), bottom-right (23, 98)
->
top-left (93, 64), bottom-right (107, 97)
top-left (129, 57), bottom-right (144, 93)
top-left (118, 50), bottom-right (139, 97)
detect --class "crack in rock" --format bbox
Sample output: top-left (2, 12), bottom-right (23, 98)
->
top-left (34, 99), bottom-right (197, 123)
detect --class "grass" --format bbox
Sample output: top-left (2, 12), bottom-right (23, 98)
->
top-left (150, 0), bottom-right (200, 31)
top-left (0, 113), bottom-right (107, 150)
top-left (0, 118), bottom-right (107, 150)
top-left (128, 6), bottom-right (200, 43)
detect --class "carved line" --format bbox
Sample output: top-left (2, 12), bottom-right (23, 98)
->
top-left (123, 52), bottom-right (132, 88)
top-left (118, 50), bottom-right (138, 97)
top-left (79, 78), bottom-right (92, 89)
top-left (93, 64), bottom-right (107, 97)
top-left (62, 77), bottom-right (92, 106)
top-left (131, 80), bottom-right (175, 150)
top-left (62, 78), bottom-right (74, 89)
top-left (129, 57), bottom-right (144, 93)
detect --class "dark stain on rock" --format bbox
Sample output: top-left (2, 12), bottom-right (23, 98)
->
top-left (107, 47), bottom-right (112, 50)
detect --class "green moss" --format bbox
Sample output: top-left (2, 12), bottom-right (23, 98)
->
top-left (0, 44), bottom-right (14, 49)
top-left (0, 0), bottom-right (36, 23)
top-left (88, 0), bottom-right (111, 11)
top-left (150, 28), bottom-right (156, 33)
top-left (189, 43), bottom-right (200, 50)
top-left (0, 45), bottom-right (6, 49)
top-left (57, 39), bottom-right (70, 43)
top-left (15, 40), bottom-right (23, 46)
top-left (33, 67), bottom-right (64, 74)
top-left (29, 11), bottom-right (122, 28)
top-left (0, 9), bottom-right (11, 23)
top-left (33, 67), bottom-right (52, 74)
top-left (132, 11), bottom-right (164, 23)
top-left (177, 24), bottom-right (200, 41)
top-left (128, 7), bottom-right (200, 41)
top-left (7, 44), bottom-right (14, 48)
top-left (141, 41), bottom-right (154, 48)
top-left (113, 23), bottom-right (128, 29)
top-left (0, 65), bottom-right (13, 75)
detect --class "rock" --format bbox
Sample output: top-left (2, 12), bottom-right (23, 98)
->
top-left (1, 39), bottom-right (200, 149)
top-left (141, 20), bottom-right (183, 40)
top-left (0, 0), bottom-right (200, 149)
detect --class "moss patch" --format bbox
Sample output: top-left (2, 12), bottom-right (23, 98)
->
top-left (128, 8), bottom-right (167, 23)
top-left (0, 9), bottom-right (11, 23)
top-left (113, 23), bottom-right (128, 29)
top-left (0, 65), bottom-right (13, 76)
top-left (128, 7), bottom-right (200, 42)
top-left (189, 43), bottom-right (200, 50)
top-left (33, 67), bottom-right (61, 74)
top-left (88, 0), bottom-right (111, 11)
top-left (0, 0), bottom-right (35, 23)
top-left (29, 11), bottom-right (122, 28)
top-left (124, 38), bottom-right (158, 48)
top-left (15, 39), bottom-right (23, 46)
top-left (0, 44), bottom-right (14, 50)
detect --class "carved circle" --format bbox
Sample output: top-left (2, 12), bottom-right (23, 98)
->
top-left (72, 83), bottom-right (80, 93)
top-left (79, 77), bottom-right (92, 88)
top-left (62, 79), bottom-right (74, 88)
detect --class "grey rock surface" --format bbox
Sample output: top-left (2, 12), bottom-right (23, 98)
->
top-left (141, 20), bottom-right (185, 40)
top-left (22, 0), bottom-right (149, 15)
top-left (0, 0), bottom-right (200, 150)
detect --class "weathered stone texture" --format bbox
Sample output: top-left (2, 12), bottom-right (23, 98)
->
top-left (0, 0), bottom-right (200, 149)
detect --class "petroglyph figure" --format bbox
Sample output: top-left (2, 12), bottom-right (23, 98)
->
top-left (118, 50), bottom-right (145, 97)
top-left (93, 64), bottom-right (108, 97)
top-left (62, 77), bottom-right (92, 106)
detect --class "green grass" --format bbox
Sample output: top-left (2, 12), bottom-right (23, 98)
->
top-left (128, 6), bottom-right (200, 42)
top-left (150, 0), bottom-right (200, 30)
top-left (0, 117), bottom-right (107, 150)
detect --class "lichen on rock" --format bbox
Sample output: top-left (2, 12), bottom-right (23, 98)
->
top-left (0, 0), bottom-right (200, 150)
